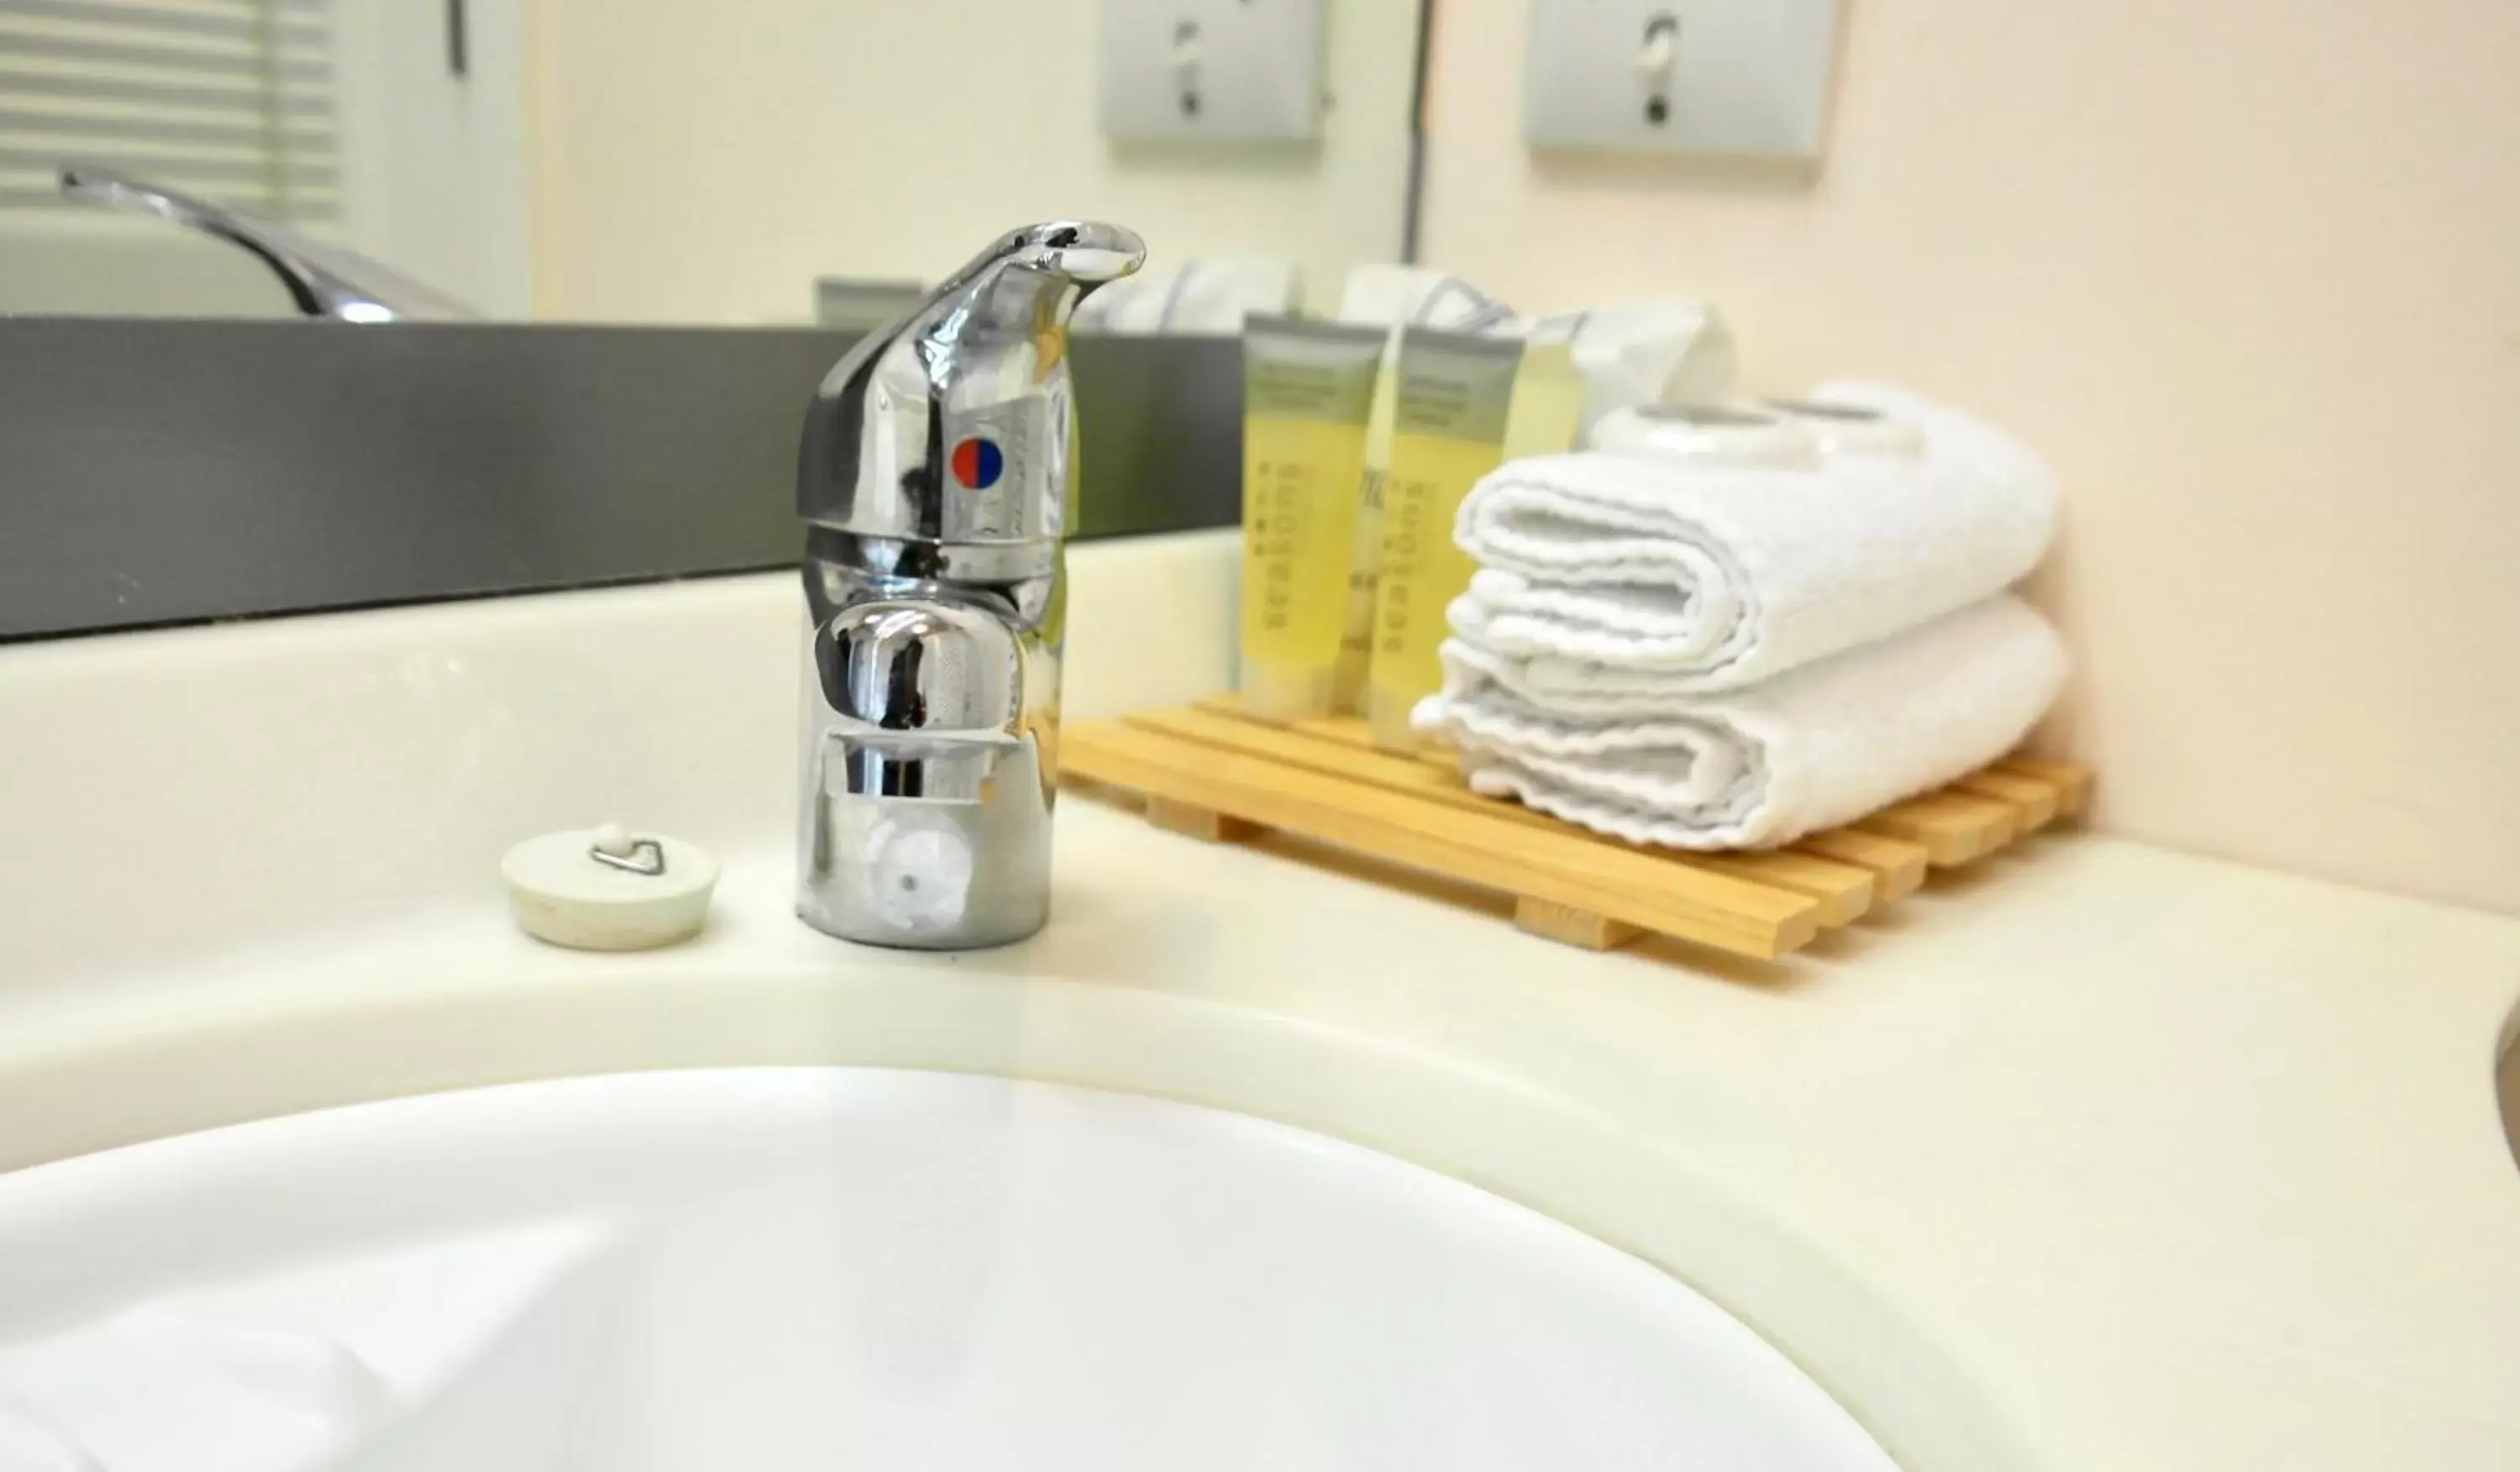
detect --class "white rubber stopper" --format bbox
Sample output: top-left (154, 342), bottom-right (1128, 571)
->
top-left (501, 826), bottom-right (720, 952)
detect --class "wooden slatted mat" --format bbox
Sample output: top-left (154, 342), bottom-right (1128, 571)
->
top-left (1062, 696), bottom-right (2092, 963)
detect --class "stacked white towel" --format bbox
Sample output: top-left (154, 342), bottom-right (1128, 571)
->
top-left (1413, 385), bottom-right (2069, 849)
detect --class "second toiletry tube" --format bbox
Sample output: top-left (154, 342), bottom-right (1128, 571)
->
top-left (1365, 327), bottom-right (1526, 749)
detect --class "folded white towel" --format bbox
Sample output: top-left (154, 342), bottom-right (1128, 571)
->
top-left (1414, 596), bottom-right (2067, 850)
top-left (1450, 384), bottom-right (2059, 697)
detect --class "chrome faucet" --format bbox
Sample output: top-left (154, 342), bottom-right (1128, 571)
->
top-left (57, 165), bottom-right (475, 323)
top-left (795, 222), bottom-right (1146, 949)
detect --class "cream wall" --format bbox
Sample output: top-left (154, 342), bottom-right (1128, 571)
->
top-left (524, 0), bottom-right (1415, 323)
top-left (1420, 0), bottom-right (2520, 913)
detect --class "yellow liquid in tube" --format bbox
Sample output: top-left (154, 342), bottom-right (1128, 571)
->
top-left (1239, 319), bottom-right (1383, 718)
top-left (1331, 338), bottom-right (1404, 713)
top-left (1364, 329), bottom-right (1530, 749)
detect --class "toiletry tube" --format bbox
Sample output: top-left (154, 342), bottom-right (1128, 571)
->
top-left (1332, 270), bottom-right (1516, 712)
top-left (1499, 317), bottom-right (1590, 461)
top-left (1761, 397), bottom-right (1929, 457)
top-left (1587, 402), bottom-right (1823, 468)
top-left (1239, 317), bottom-right (1388, 718)
top-left (1365, 328), bottom-right (1527, 750)
top-left (1336, 328), bottom-right (1407, 712)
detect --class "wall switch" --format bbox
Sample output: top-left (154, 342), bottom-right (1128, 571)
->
top-left (1100, 0), bottom-right (1325, 144)
top-left (1524, 0), bottom-right (1844, 160)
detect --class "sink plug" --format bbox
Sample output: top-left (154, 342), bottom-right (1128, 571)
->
top-left (502, 824), bottom-right (720, 951)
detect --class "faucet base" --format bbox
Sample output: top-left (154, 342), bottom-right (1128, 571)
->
top-left (796, 744), bottom-right (1054, 951)
top-left (794, 908), bottom-right (1050, 952)
top-left (795, 889), bottom-right (1051, 951)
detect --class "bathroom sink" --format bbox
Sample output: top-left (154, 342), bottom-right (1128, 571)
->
top-left (0, 1069), bottom-right (1895, 1472)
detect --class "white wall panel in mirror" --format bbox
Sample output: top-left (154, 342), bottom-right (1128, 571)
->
top-left (524, 0), bottom-right (1419, 323)
top-left (0, 0), bottom-right (528, 318)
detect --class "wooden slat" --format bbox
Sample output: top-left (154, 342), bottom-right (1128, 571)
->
top-left (1065, 722), bottom-right (1821, 959)
top-left (1135, 705), bottom-right (1875, 927)
top-left (1794, 828), bottom-right (1930, 901)
top-left (1692, 849), bottom-right (1876, 926)
top-left (1994, 757), bottom-right (2092, 820)
top-left (1856, 791), bottom-right (2018, 866)
top-left (1145, 796), bottom-right (1256, 844)
top-left (1200, 694), bottom-right (1370, 744)
top-left (1515, 898), bottom-right (1643, 951)
top-left (1951, 769), bottom-right (2059, 831)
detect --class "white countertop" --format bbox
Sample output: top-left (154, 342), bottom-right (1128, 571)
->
top-left (3, 537), bottom-right (2516, 1469)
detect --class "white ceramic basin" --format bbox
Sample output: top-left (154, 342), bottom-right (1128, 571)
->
top-left (0, 1069), bottom-right (1894, 1472)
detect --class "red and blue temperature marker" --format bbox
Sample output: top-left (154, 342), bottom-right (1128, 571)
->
top-left (949, 436), bottom-right (1005, 491)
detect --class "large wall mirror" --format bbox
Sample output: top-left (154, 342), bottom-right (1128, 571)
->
top-left (0, 1), bottom-right (1427, 324)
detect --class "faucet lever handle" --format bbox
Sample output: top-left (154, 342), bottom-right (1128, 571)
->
top-left (796, 219), bottom-right (1147, 550)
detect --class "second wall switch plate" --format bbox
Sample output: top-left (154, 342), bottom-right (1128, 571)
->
top-left (1100, 0), bottom-right (1326, 144)
top-left (1525, 0), bottom-right (1844, 160)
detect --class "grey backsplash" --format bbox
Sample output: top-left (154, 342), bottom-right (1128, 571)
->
top-left (0, 319), bottom-right (1241, 641)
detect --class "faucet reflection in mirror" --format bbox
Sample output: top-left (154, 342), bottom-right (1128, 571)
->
top-left (57, 166), bottom-right (476, 323)
top-left (795, 222), bottom-right (1148, 949)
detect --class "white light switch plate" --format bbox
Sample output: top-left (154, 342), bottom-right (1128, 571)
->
top-left (1100, 0), bottom-right (1325, 144)
top-left (1524, 0), bottom-right (1844, 160)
